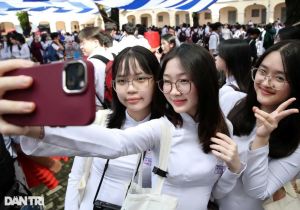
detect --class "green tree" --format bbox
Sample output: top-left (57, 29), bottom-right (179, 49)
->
top-left (16, 11), bottom-right (31, 37)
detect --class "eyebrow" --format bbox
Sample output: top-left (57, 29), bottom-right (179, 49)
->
top-left (163, 72), bottom-right (188, 77)
top-left (259, 64), bottom-right (285, 74)
top-left (116, 72), bottom-right (145, 77)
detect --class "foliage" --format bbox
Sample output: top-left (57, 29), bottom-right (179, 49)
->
top-left (16, 11), bottom-right (31, 37)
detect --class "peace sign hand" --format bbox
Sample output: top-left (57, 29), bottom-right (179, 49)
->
top-left (253, 97), bottom-right (299, 139)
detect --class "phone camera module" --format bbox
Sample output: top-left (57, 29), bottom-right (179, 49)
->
top-left (63, 61), bottom-right (87, 94)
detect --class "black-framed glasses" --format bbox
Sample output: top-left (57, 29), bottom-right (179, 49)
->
top-left (251, 67), bottom-right (287, 91)
top-left (112, 76), bottom-right (153, 91)
top-left (157, 79), bottom-right (192, 94)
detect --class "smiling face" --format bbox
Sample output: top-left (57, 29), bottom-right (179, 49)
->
top-left (163, 57), bottom-right (198, 117)
top-left (254, 51), bottom-right (291, 112)
top-left (115, 59), bottom-right (155, 120)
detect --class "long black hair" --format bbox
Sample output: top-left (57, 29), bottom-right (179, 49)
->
top-left (218, 39), bottom-right (251, 92)
top-left (160, 43), bottom-right (230, 153)
top-left (107, 46), bottom-right (165, 129)
top-left (228, 40), bottom-right (300, 158)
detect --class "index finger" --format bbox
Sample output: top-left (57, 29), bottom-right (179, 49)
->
top-left (216, 132), bottom-right (235, 145)
top-left (0, 59), bottom-right (35, 76)
top-left (276, 98), bottom-right (297, 113)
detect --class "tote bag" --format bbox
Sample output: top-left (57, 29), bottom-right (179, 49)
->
top-left (121, 119), bottom-right (178, 210)
top-left (78, 109), bottom-right (110, 202)
top-left (263, 180), bottom-right (300, 210)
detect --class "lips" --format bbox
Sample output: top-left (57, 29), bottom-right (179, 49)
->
top-left (126, 97), bottom-right (142, 104)
top-left (172, 99), bottom-right (187, 106)
top-left (258, 86), bottom-right (275, 96)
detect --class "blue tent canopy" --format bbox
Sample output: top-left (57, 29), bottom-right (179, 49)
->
top-left (0, 0), bottom-right (217, 15)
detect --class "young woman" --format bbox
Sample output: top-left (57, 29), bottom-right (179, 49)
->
top-left (0, 44), bottom-right (243, 210)
top-left (216, 40), bottom-right (300, 210)
top-left (155, 34), bottom-right (177, 63)
top-left (65, 46), bottom-right (163, 210)
top-left (215, 39), bottom-right (252, 115)
top-left (78, 27), bottom-right (114, 110)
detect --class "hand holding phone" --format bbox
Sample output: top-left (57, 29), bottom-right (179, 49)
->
top-left (2, 60), bottom-right (96, 126)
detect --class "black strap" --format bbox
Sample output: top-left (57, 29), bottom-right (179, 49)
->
top-left (152, 166), bottom-right (168, 177)
top-left (93, 159), bottom-right (110, 203)
top-left (90, 54), bottom-right (111, 109)
top-left (228, 84), bottom-right (240, 91)
top-left (90, 54), bottom-right (110, 65)
top-left (125, 151), bottom-right (147, 197)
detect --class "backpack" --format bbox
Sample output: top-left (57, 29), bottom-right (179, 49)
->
top-left (45, 42), bottom-right (59, 62)
top-left (178, 28), bottom-right (187, 42)
top-left (191, 29), bottom-right (200, 43)
top-left (90, 55), bottom-right (114, 109)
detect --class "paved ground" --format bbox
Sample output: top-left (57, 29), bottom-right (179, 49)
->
top-left (31, 157), bottom-right (74, 210)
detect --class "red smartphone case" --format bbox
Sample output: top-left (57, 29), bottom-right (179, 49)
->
top-left (3, 60), bottom-right (96, 126)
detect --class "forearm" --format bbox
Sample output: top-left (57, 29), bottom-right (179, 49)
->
top-left (243, 145), bottom-right (300, 199)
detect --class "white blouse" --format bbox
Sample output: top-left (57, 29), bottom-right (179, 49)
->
top-left (65, 111), bottom-right (152, 210)
top-left (20, 113), bottom-right (242, 210)
top-left (219, 90), bottom-right (300, 210)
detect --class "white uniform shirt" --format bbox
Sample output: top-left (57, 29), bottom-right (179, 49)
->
top-left (116, 35), bottom-right (151, 54)
top-left (20, 113), bottom-right (243, 210)
top-left (87, 48), bottom-right (113, 107)
top-left (219, 91), bottom-right (300, 210)
top-left (65, 111), bottom-right (152, 210)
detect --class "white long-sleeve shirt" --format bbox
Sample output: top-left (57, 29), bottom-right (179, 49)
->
top-left (87, 48), bottom-right (113, 107)
top-left (20, 113), bottom-right (242, 210)
top-left (219, 91), bottom-right (300, 210)
top-left (65, 111), bottom-right (152, 210)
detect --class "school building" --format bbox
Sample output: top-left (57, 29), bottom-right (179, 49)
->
top-left (0, 0), bottom-right (285, 34)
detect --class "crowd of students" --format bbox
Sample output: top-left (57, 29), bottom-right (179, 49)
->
top-left (0, 19), bottom-right (299, 210)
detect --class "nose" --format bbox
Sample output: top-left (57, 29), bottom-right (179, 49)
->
top-left (261, 75), bottom-right (273, 87)
top-left (169, 83), bottom-right (181, 95)
top-left (126, 80), bottom-right (137, 92)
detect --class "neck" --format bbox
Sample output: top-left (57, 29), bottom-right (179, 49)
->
top-left (127, 108), bottom-right (151, 122)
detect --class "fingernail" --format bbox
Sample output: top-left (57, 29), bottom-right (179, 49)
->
top-left (23, 103), bottom-right (34, 111)
top-left (20, 76), bottom-right (32, 85)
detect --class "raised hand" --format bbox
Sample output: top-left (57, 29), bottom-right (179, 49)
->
top-left (210, 132), bottom-right (242, 174)
top-left (0, 59), bottom-right (37, 136)
top-left (253, 97), bottom-right (299, 139)
top-left (251, 98), bottom-right (299, 150)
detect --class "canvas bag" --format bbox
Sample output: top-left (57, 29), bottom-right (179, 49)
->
top-left (263, 180), bottom-right (300, 210)
top-left (121, 119), bottom-right (178, 210)
top-left (77, 109), bottom-right (110, 202)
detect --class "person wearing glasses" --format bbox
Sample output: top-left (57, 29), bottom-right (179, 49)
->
top-left (0, 44), bottom-right (243, 210)
top-left (215, 40), bottom-right (300, 210)
top-left (64, 46), bottom-right (163, 210)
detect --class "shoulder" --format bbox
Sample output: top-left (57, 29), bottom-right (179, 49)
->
top-left (220, 91), bottom-right (246, 117)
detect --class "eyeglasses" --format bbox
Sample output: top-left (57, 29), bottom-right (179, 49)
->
top-left (251, 67), bottom-right (288, 90)
top-left (112, 76), bottom-right (153, 91)
top-left (157, 79), bottom-right (192, 94)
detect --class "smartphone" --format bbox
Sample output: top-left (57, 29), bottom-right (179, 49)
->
top-left (3, 60), bottom-right (96, 126)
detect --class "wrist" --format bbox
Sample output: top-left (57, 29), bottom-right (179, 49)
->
top-left (251, 135), bottom-right (269, 150)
